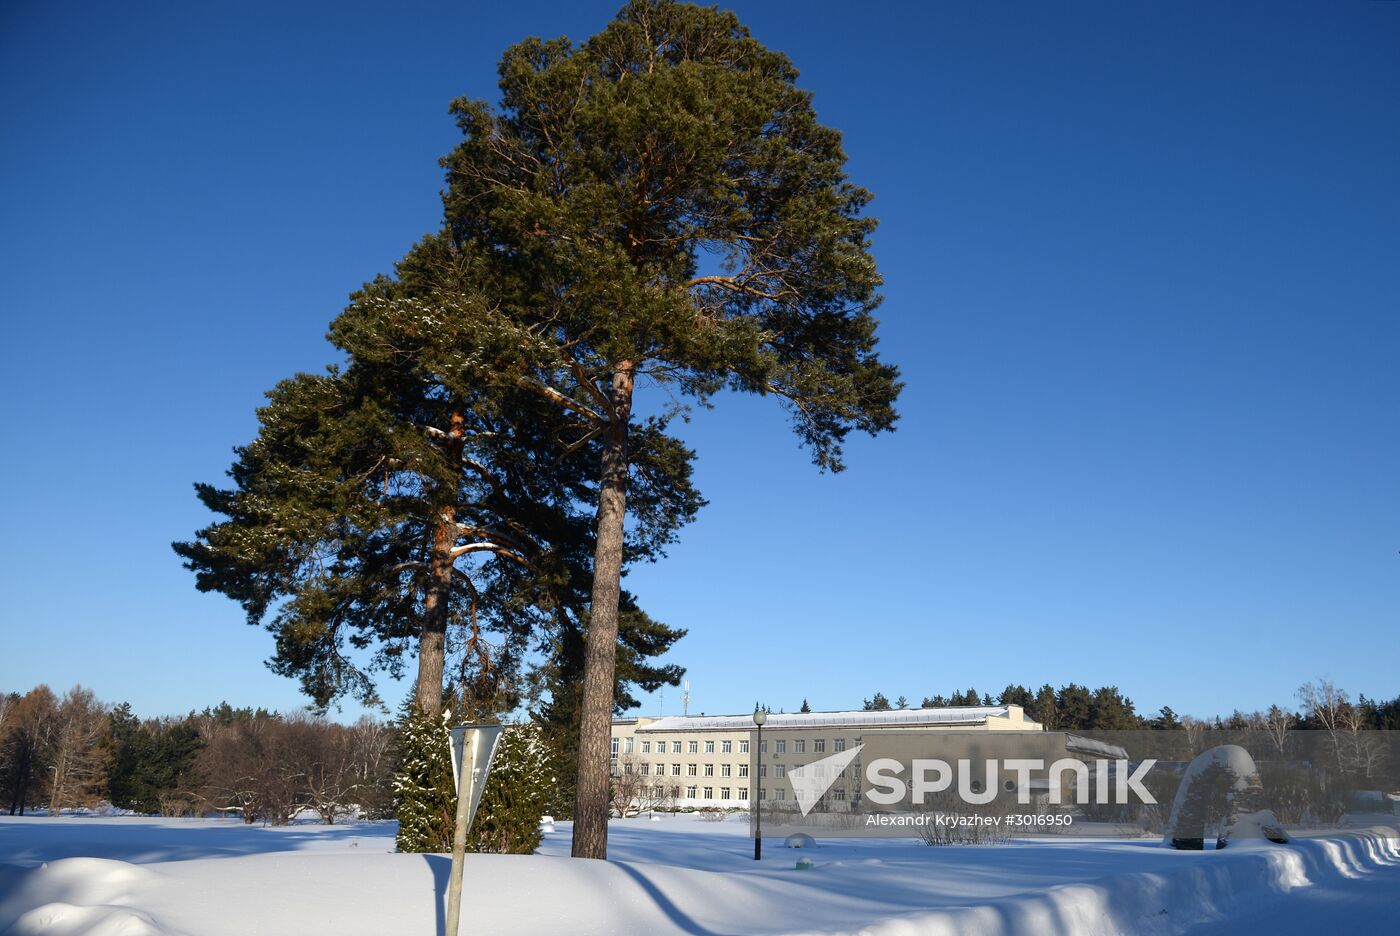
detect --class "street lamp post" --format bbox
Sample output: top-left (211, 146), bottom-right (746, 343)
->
top-left (753, 708), bottom-right (766, 860)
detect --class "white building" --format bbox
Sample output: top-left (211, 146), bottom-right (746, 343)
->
top-left (610, 705), bottom-right (1044, 809)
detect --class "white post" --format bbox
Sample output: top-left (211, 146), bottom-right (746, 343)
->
top-left (444, 724), bottom-right (504, 936)
top-left (445, 732), bottom-right (474, 936)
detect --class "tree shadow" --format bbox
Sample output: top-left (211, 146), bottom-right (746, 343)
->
top-left (0, 816), bottom-right (398, 867)
top-left (612, 860), bottom-right (735, 936)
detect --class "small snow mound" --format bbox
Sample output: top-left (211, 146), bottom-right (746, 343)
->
top-left (33, 857), bottom-right (156, 886)
top-left (11, 902), bottom-right (169, 936)
top-left (784, 833), bottom-right (816, 848)
top-left (1222, 810), bottom-right (1288, 846)
top-left (0, 858), bottom-right (162, 934)
top-left (25, 857), bottom-right (158, 904)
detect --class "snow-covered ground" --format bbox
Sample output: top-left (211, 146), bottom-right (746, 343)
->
top-left (1, 814), bottom-right (1396, 935)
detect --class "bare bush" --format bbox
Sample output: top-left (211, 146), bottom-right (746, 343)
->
top-left (911, 792), bottom-right (1011, 846)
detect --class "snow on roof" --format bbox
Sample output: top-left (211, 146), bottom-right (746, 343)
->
top-left (629, 706), bottom-right (1016, 732)
top-left (1064, 734), bottom-right (1131, 760)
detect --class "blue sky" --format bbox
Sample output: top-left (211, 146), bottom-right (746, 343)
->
top-left (1, 1), bottom-right (1396, 722)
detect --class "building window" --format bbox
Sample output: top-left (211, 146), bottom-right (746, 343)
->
top-left (625, 737), bottom-right (634, 753)
top-left (721, 787), bottom-right (731, 800)
top-left (814, 739), bottom-right (826, 753)
top-left (671, 764), bottom-right (681, 776)
top-left (704, 764), bottom-right (714, 777)
top-left (642, 741), bottom-right (651, 754)
top-left (775, 789), bottom-right (785, 801)
top-left (624, 762), bottom-right (633, 774)
top-left (834, 788), bottom-right (846, 800)
top-left (687, 764), bottom-right (697, 777)
top-left (686, 786), bottom-right (697, 799)
top-left (688, 740), bottom-right (698, 754)
top-left (611, 738), bottom-right (619, 758)
top-left (721, 764), bottom-right (731, 777)
top-left (775, 764), bottom-right (786, 778)
top-left (760, 740), bottom-right (767, 753)
top-left (738, 763), bottom-right (749, 778)
top-left (641, 763), bottom-right (650, 775)
top-left (740, 740), bottom-right (750, 754)
top-left (775, 740), bottom-right (786, 754)
top-left (705, 740), bottom-right (715, 753)
top-left (758, 789), bottom-right (766, 801)
top-left (703, 786), bottom-right (713, 799)
top-left (794, 740), bottom-right (805, 754)
top-left (739, 787), bottom-right (748, 799)
top-left (759, 764), bottom-right (767, 778)
top-left (834, 739), bottom-right (846, 753)
top-left (672, 741), bottom-right (682, 754)
top-left (722, 740), bottom-right (732, 754)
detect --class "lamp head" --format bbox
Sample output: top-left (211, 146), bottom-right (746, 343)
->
top-left (752, 709), bottom-right (767, 727)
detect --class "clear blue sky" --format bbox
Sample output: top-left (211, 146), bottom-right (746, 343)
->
top-left (2, 1), bottom-right (1396, 722)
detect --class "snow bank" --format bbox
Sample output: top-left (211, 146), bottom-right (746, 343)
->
top-left (792, 830), bottom-right (1400, 936)
top-left (0, 858), bottom-right (173, 935)
top-left (1, 816), bottom-right (1395, 935)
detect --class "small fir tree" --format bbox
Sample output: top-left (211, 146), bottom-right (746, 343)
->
top-left (393, 706), bottom-right (456, 853)
top-left (470, 723), bottom-right (551, 854)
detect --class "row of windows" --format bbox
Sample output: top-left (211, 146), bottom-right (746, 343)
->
top-left (761, 738), bottom-right (849, 755)
top-left (621, 762), bottom-right (751, 777)
top-left (644, 785), bottom-right (857, 802)
top-left (615, 738), bottom-right (752, 755)
top-left (613, 736), bottom-right (855, 756)
top-left (650, 786), bottom-right (751, 800)
top-left (618, 761), bottom-right (858, 781)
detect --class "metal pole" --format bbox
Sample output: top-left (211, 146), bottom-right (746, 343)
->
top-left (445, 733), bottom-right (474, 936)
top-left (754, 722), bottom-right (762, 861)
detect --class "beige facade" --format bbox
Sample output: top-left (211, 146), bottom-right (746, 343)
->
top-left (610, 705), bottom-right (1043, 809)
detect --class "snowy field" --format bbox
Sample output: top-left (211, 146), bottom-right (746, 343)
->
top-left (1, 814), bottom-right (1397, 935)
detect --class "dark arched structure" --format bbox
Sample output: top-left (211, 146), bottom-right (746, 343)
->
top-left (1163, 744), bottom-right (1289, 850)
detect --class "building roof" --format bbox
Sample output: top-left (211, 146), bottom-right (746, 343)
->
top-left (625, 706), bottom-right (1023, 732)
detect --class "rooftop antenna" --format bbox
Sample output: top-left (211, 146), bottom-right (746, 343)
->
top-left (682, 681), bottom-right (692, 717)
top-left (658, 685), bottom-right (664, 717)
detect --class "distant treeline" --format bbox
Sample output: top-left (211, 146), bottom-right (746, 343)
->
top-left (858, 681), bottom-right (1400, 733)
top-left (7, 679), bottom-right (1397, 821)
top-left (0, 686), bottom-right (395, 822)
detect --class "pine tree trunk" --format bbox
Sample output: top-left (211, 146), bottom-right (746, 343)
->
top-left (416, 512), bottom-right (455, 717)
top-left (571, 363), bottom-right (635, 860)
top-left (415, 412), bottom-right (465, 718)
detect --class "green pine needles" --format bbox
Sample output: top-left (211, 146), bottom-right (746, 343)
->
top-left (392, 706), bottom-right (456, 854)
top-left (393, 707), bottom-right (552, 856)
top-left (469, 723), bottom-right (551, 855)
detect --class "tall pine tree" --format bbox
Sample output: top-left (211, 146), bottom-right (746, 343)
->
top-left (442, 0), bottom-right (901, 857)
